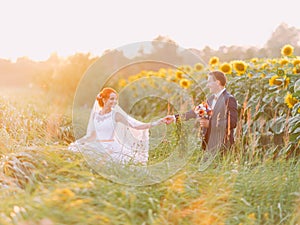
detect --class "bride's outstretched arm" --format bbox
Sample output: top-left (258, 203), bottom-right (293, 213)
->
top-left (115, 112), bottom-right (164, 129)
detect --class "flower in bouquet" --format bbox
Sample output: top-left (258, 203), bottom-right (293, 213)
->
top-left (194, 102), bottom-right (213, 119)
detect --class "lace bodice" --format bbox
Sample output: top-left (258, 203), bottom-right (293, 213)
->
top-left (93, 111), bottom-right (114, 140)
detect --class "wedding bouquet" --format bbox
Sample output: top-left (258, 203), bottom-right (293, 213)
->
top-left (194, 102), bottom-right (213, 119)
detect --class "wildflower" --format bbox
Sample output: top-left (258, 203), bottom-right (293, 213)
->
top-left (179, 78), bottom-right (191, 89)
top-left (93, 215), bottom-right (110, 223)
top-left (220, 62), bottom-right (232, 74)
top-left (281, 44), bottom-right (294, 56)
top-left (69, 199), bottom-right (85, 207)
top-left (53, 188), bottom-right (75, 202)
top-left (264, 213), bottom-right (269, 220)
top-left (285, 92), bottom-right (298, 108)
top-left (260, 73), bottom-right (266, 78)
top-left (248, 213), bottom-right (256, 220)
top-left (233, 60), bottom-right (248, 75)
top-left (169, 174), bottom-right (185, 193)
top-left (209, 56), bottom-right (219, 66)
top-left (194, 63), bottom-right (204, 72)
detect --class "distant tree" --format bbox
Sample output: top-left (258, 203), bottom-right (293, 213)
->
top-left (264, 23), bottom-right (300, 57)
top-left (34, 53), bottom-right (99, 102)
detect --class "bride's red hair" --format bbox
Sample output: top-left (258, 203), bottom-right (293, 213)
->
top-left (96, 87), bottom-right (118, 107)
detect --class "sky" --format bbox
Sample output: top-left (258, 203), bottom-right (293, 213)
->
top-left (0, 0), bottom-right (299, 61)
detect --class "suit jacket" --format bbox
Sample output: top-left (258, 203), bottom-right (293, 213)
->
top-left (177, 90), bottom-right (238, 150)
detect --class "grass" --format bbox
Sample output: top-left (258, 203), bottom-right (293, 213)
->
top-left (0, 88), bottom-right (299, 225)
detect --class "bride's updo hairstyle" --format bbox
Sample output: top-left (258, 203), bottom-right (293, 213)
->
top-left (96, 87), bottom-right (118, 107)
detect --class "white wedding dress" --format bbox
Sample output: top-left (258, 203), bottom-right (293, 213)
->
top-left (69, 103), bottom-right (149, 165)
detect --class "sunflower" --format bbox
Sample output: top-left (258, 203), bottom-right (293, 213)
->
top-left (167, 76), bottom-right (177, 83)
top-left (271, 59), bottom-right (277, 64)
top-left (158, 68), bottom-right (167, 78)
top-left (219, 63), bottom-right (232, 74)
top-left (293, 58), bottom-right (300, 67)
top-left (167, 68), bottom-right (174, 76)
top-left (176, 70), bottom-right (183, 80)
top-left (281, 44), bottom-right (294, 56)
top-left (260, 63), bottom-right (268, 69)
top-left (194, 63), bottom-right (204, 72)
top-left (277, 68), bottom-right (285, 76)
top-left (280, 59), bottom-right (289, 66)
top-left (283, 76), bottom-right (290, 89)
top-left (118, 78), bottom-right (127, 88)
top-left (140, 70), bottom-right (148, 77)
top-left (179, 78), bottom-right (191, 89)
top-left (128, 75), bottom-right (139, 82)
top-left (247, 73), bottom-right (253, 78)
top-left (269, 75), bottom-right (282, 86)
top-left (209, 56), bottom-right (219, 66)
top-left (251, 58), bottom-right (258, 63)
top-left (184, 65), bottom-right (193, 74)
top-left (284, 92), bottom-right (298, 108)
top-left (293, 67), bottom-right (300, 74)
top-left (147, 71), bottom-right (156, 77)
top-left (233, 60), bottom-right (248, 75)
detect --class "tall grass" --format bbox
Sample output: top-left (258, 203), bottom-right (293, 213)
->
top-left (0, 88), bottom-right (299, 225)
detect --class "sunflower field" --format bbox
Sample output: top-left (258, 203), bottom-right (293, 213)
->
top-left (0, 44), bottom-right (299, 225)
top-left (115, 44), bottom-right (300, 158)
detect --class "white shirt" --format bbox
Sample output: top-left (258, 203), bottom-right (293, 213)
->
top-left (211, 88), bottom-right (226, 109)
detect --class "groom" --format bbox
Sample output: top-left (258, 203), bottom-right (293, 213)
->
top-left (164, 70), bottom-right (238, 152)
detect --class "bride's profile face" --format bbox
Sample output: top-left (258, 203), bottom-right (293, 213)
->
top-left (104, 92), bottom-right (118, 109)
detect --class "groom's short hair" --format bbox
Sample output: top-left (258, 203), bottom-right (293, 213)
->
top-left (209, 71), bottom-right (227, 86)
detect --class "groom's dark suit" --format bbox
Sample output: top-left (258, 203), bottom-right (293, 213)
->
top-left (176, 90), bottom-right (238, 150)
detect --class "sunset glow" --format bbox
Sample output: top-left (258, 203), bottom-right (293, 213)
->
top-left (0, 0), bottom-right (299, 61)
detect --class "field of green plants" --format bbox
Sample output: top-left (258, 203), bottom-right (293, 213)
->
top-left (0, 45), bottom-right (299, 224)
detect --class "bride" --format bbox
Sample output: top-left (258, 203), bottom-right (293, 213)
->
top-left (69, 87), bottom-right (165, 165)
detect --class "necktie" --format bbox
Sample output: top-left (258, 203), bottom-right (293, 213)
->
top-left (212, 95), bottom-right (218, 109)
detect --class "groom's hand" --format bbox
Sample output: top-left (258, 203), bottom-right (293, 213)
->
top-left (163, 115), bottom-right (175, 125)
top-left (199, 118), bottom-right (209, 128)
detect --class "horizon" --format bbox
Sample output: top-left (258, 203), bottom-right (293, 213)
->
top-left (1, 0), bottom-right (300, 61)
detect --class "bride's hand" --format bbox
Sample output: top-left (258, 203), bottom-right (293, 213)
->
top-left (150, 118), bottom-right (164, 127)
